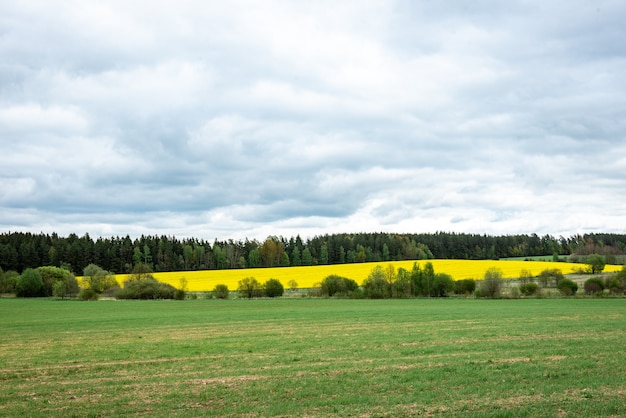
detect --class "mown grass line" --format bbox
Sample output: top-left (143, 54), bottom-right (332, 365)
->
top-left (0, 298), bottom-right (624, 417)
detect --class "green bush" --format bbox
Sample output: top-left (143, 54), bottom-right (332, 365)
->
top-left (16, 268), bottom-right (44, 297)
top-left (174, 289), bottom-right (186, 300)
top-left (476, 268), bottom-right (504, 298)
top-left (455, 279), bottom-right (476, 295)
top-left (213, 284), bottom-right (229, 299)
top-left (431, 273), bottom-right (455, 297)
top-left (0, 270), bottom-right (19, 294)
top-left (410, 262), bottom-right (435, 297)
top-left (320, 275), bottom-right (359, 297)
top-left (584, 278), bottom-right (605, 295)
top-left (37, 266), bottom-right (78, 297)
top-left (79, 288), bottom-right (99, 301)
top-left (519, 282), bottom-right (539, 296)
top-left (264, 278), bottom-right (284, 298)
top-left (83, 264), bottom-right (119, 294)
top-left (362, 266), bottom-right (389, 299)
top-left (238, 277), bottom-right (263, 298)
top-left (393, 268), bottom-right (412, 298)
top-left (557, 279), bottom-right (578, 296)
top-left (539, 269), bottom-right (564, 288)
top-left (101, 286), bottom-right (121, 298)
top-left (606, 271), bottom-right (626, 295)
top-left (116, 278), bottom-right (176, 299)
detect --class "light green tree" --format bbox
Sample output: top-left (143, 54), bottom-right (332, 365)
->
top-left (363, 265), bottom-right (389, 299)
top-left (213, 284), bottom-right (229, 299)
top-left (385, 264), bottom-right (396, 296)
top-left (238, 277), bottom-right (262, 298)
top-left (586, 253), bottom-right (606, 274)
top-left (478, 267), bottom-right (504, 298)
top-left (83, 264), bottom-right (118, 293)
top-left (38, 266), bottom-right (77, 297)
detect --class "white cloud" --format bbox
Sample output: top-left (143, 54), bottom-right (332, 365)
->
top-left (0, 104), bottom-right (89, 134)
top-left (1, 0), bottom-right (626, 240)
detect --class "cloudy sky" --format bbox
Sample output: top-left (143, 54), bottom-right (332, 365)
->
top-left (1, 1), bottom-right (625, 241)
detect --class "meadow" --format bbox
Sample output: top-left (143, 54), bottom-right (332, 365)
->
top-left (0, 298), bottom-right (624, 417)
top-left (112, 259), bottom-right (624, 291)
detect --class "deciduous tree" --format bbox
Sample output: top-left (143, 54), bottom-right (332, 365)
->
top-left (585, 253), bottom-right (606, 274)
top-left (16, 268), bottom-right (44, 297)
top-left (83, 264), bottom-right (118, 293)
top-left (477, 267), bottom-right (504, 298)
top-left (238, 277), bottom-right (262, 298)
top-left (264, 278), bottom-right (284, 298)
top-left (363, 265), bottom-right (389, 299)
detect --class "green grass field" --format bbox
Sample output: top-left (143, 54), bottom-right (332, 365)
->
top-left (1, 298), bottom-right (625, 417)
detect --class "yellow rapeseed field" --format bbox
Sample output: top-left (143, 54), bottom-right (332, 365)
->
top-left (111, 260), bottom-right (623, 292)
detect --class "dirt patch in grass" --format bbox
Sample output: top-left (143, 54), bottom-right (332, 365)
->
top-left (493, 357), bottom-right (532, 364)
top-left (189, 375), bottom-right (265, 386)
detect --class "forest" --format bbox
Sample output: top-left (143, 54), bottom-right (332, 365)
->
top-left (1, 231), bottom-right (625, 275)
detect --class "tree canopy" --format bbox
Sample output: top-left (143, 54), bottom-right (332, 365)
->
top-left (1, 231), bottom-right (624, 276)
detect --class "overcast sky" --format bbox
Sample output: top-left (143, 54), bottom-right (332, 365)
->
top-left (1, 1), bottom-right (625, 241)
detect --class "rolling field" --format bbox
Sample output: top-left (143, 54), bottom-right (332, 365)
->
top-left (111, 260), bottom-right (624, 291)
top-left (1, 298), bottom-right (624, 417)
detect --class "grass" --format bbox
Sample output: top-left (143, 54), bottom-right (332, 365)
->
top-left (1, 298), bottom-right (625, 417)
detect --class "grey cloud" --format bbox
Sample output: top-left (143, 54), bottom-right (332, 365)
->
top-left (1, 1), bottom-right (625, 239)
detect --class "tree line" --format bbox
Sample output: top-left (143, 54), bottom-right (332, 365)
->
top-left (1, 231), bottom-right (625, 275)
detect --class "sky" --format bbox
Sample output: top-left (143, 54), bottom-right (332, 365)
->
top-left (1, 1), bottom-right (626, 242)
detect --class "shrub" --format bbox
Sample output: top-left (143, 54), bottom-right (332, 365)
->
top-left (362, 266), bottom-right (389, 299)
top-left (320, 275), bottom-right (359, 297)
top-left (213, 284), bottom-right (229, 299)
top-left (431, 273), bottom-right (455, 297)
top-left (238, 277), bottom-right (263, 298)
top-left (0, 270), bottom-right (19, 294)
top-left (557, 279), bottom-right (578, 296)
top-left (83, 264), bottom-right (119, 294)
top-left (584, 278), bottom-right (605, 295)
top-left (264, 278), bottom-right (284, 298)
top-left (38, 266), bottom-right (77, 297)
top-left (16, 268), bottom-right (44, 297)
top-left (116, 278), bottom-right (176, 299)
top-left (52, 275), bottom-right (80, 299)
top-left (539, 269), bottom-right (564, 288)
top-left (392, 268), bottom-right (412, 298)
top-left (519, 269), bottom-right (534, 284)
top-left (42, 267), bottom-right (80, 299)
top-left (519, 282), bottom-right (539, 296)
top-left (101, 286), bottom-right (121, 298)
top-left (174, 289), bottom-right (186, 300)
top-left (477, 267), bottom-right (504, 298)
top-left (455, 279), bottom-right (476, 295)
top-left (606, 270), bottom-right (626, 295)
top-left (129, 263), bottom-right (154, 281)
top-left (410, 262), bottom-right (435, 297)
top-left (79, 288), bottom-right (99, 301)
